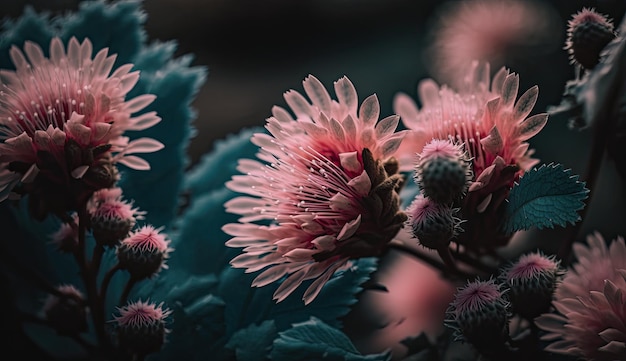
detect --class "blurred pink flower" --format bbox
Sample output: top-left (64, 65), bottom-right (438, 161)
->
top-left (535, 232), bottom-right (626, 360)
top-left (425, 0), bottom-right (561, 86)
top-left (394, 62), bottom-right (547, 178)
top-left (223, 75), bottom-right (408, 304)
top-left (394, 62), bottom-right (548, 251)
top-left (0, 37), bottom-right (163, 217)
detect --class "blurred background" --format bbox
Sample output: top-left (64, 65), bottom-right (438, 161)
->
top-left (2, 0), bottom-right (626, 359)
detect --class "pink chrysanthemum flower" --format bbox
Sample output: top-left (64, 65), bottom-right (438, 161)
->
top-left (394, 62), bottom-right (548, 251)
top-left (425, 0), bottom-right (560, 87)
top-left (535, 232), bottom-right (626, 360)
top-left (113, 299), bottom-right (171, 356)
top-left (117, 225), bottom-right (173, 280)
top-left (223, 75), bottom-right (408, 304)
top-left (0, 37), bottom-right (163, 218)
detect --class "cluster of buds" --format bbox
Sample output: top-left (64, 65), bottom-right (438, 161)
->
top-left (42, 186), bottom-right (173, 358)
top-left (445, 251), bottom-right (563, 358)
top-left (406, 139), bottom-right (472, 254)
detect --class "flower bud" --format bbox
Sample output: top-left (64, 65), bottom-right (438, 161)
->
top-left (113, 300), bottom-right (172, 357)
top-left (90, 196), bottom-right (142, 247)
top-left (117, 225), bottom-right (173, 280)
top-left (405, 194), bottom-right (462, 249)
top-left (565, 7), bottom-right (616, 69)
top-left (499, 251), bottom-right (563, 319)
top-left (414, 139), bottom-right (472, 204)
top-left (445, 278), bottom-right (510, 350)
top-left (42, 284), bottom-right (88, 336)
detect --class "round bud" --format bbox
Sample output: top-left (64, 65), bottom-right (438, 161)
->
top-left (117, 225), bottom-right (172, 280)
top-left (42, 284), bottom-right (88, 336)
top-left (113, 300), bottom-right (172, 357)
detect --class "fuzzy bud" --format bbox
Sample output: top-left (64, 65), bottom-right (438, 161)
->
top-left (90, 196), bottom-right (142, 247)
top-left (405, 194), bottom-right (462, 249)
top-left (445, 279), bottom-right (510, 350)
top-left (42, 284), bottom-right (88, 336)
top-left (565, 7), bottom-right (616, 69)
top-left (499, 251), bottom-right (563, 319)
top-left (414, 139), bottom-right (472, 204)
top-left (113, 300), bottom-right (172, 357)
top-left (117, 225), bottom-right (172, 280)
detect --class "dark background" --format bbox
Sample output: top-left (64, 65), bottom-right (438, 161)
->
top-left (2, 0), bottom-right (626, 359)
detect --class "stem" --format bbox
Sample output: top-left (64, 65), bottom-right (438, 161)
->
top-left (76, 205), bottom-right (109, 354)
top-left (386, 242), bottom-right (473, 279)
top-left (557, 119), bottom-right (610, 263)
top-left (119, 276), bottom-right (138, 306)
top-left (100, 263), bottom-right (121, 299)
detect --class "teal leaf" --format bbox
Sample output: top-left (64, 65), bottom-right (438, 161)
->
top-left (58, 0), bottom-right (146, 66)
top-left (136, 272), bottom-right (232, 361)
top-left (184, 127), bottom-right (265, 197)
top-left (270, 317), bottom-right (392, 361)
top-left (0, 7), bottom-right (55, 68)
top-left (225, 320), bottom-right (277, 361)
top-left (168, 186), bottom-right (242, 275)
top-left (117, 43), bottom-right (207, 228)
top-left (502, 163), bottom-right (589, 234)
top-left (218, 257), bottom-right (379, 335)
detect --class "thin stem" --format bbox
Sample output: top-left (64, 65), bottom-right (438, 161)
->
top-left (386, 242), bottom-right (474, 279)
top-left (76, 205), bottom-right (109, 353)
top-left (557, 121), bottom-right (611, 263)
top-left (119, 276), bottom-right (138, 306)
top-left (100, 263), bottom-right (121, 299)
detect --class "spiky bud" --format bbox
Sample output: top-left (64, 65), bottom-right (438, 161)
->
top-left (113, 300), bottom-right (172, 357)
top-left (414, 139), bottom-right (472, 204)
top-left (445, 279), bottom-right (510, 350)
top-left (405, 194), bottom-right (462, 249)
top-left (565, 7), bottom-right (616, 69)
top-left (117, 225), bottom-right (173, 280)
top-left (42, 284), bottom-right (88, 336)
top-left (499, 251), bottom-right (563, 319)
top-left (90, 195), bottom-right (143, 247)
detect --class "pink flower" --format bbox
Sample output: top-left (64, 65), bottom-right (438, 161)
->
top-left (223, 75), bottom-right (408, 304)
top-left (0, 37), bottom-right (163, 218)
top-left (425, 0), bottom-right (560, 87)
top-left (535, 232), bottom-right (626, 360)
top-left (394, 62), bottom-right (548, 251)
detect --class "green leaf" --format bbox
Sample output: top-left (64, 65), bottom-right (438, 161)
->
top-left (218, 257), bottom-right (379, 335)
top-left (270, 317), bottom-right (392, 361)
top-left (226, 320), bottom-right (277, 361)
top-left (502, 163), bottom-right (589, 234)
